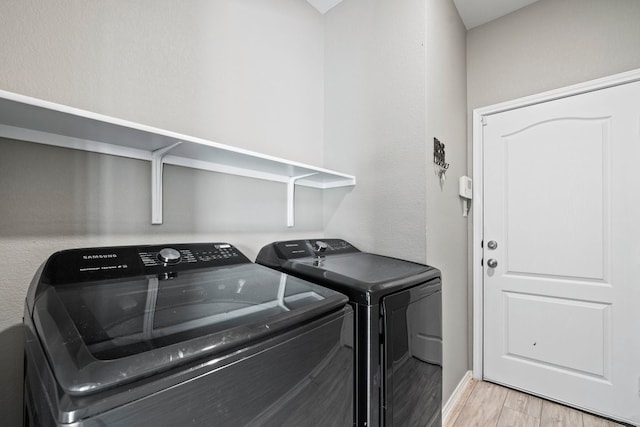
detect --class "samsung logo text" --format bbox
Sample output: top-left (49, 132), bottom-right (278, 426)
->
top-left (83, 254), bottom-right (118, 260)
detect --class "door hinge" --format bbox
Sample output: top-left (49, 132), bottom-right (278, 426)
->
top-left (481, 116), bottom-right (487, 126)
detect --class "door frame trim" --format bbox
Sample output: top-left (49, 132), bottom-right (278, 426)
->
top-left (471, 67), bottom-right (640, 379)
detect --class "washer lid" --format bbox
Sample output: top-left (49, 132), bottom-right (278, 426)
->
top-left (286, 253), bottom-right (440, 304)
top-left (32, 263), bottom-right (347, 396)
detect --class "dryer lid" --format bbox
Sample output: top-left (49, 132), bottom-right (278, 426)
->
top-left (286, 253), bottom-right (440, 304)
top-left (295, 252), bottom-right (430, 284)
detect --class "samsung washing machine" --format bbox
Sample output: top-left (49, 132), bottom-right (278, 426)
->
top-left (257, 238), bottom-right (442, 427)
top-left (23, 242), bottom-right (354, 426)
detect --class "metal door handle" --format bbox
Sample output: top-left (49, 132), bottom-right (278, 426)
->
top-left (487, 259), bottom-right (498, 268)
top-left (487, 240), bottom-right (498, 250)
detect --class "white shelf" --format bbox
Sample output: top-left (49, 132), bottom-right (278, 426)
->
top-left (0, 90), bottom-right (355, 226)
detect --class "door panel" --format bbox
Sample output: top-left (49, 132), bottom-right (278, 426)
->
top-left (505, 292), bottom-right (610, 378)
top-left (483, 81), bottom-right (640, 425)
top-left (504, 118), bottom-right (607, 279)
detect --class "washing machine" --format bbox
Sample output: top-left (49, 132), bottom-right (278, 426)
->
top-left (256, 238), bottom-right (442, 427)
top-left (23, 242), bottom-right (354, 426)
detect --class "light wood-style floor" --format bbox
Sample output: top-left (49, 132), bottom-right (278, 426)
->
top-left (445, 379), bottom-right (628, 427)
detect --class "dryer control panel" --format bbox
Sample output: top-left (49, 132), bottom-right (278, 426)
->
top-left (273, 239), bottom-right (360, 260)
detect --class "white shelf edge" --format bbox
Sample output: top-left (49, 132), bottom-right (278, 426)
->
top-left (0, 124), bottom-right (153, 162)
top-left (164, 155), bottom-right (356, 188)
top-left (0, 89), bottom-right (356, 226)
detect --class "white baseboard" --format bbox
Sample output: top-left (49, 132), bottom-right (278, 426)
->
top-left (442, 370), bottom-right (473, 425)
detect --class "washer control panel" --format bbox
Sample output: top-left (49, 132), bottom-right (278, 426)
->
top-left (42, 243), bottom-right (251, 286)
top-left (138, 243), bottom-right (247, 269)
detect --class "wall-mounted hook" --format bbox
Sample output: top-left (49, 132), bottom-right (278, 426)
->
top-left (434, 137), bottom-right (449, 190)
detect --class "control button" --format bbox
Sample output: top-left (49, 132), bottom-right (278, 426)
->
top-left (158, 248), bottom-right (181, 264)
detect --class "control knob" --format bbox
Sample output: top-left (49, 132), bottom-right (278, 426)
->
top-left (314, 241), bottom-right (328, 253)
top-left (158, 248), bottom-right (181, 264)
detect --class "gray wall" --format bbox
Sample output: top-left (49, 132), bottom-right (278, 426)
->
top-left (426, 0), bottom-right (468, 403)
top-left (466, 0), bottom-right (640, 381)
top-left (323, 0), bottom-right (427, 262)
top-left (467, 0), bottom-right (640, 110)
top-left (0, 1), bottom-right (328, 424)
top-left (0, 0), bottom-right (326, 164)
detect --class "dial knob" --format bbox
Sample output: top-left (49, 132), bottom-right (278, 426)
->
top-left (158, 248), bottom-right (181, 264)
top-left (314, 241), bottom-right (328, 253)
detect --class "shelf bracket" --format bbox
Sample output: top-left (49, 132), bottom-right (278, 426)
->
top-left (287, 173), bottom-right (317, 227)
top-left (151, 141), bottom-right (183, 224)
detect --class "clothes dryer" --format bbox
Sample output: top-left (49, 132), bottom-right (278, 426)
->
top-left (257, 238), bottom-right (441, 427)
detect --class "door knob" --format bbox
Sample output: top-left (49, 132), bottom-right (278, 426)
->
top-left (487, 240), bottom-right (498, 250)
top-left (487, 259), bottom-right (498, 268)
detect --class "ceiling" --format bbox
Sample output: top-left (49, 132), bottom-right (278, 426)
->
top-left (306, 0), bottom-right (539, 29)
top-left (452, 0), bottom-right (539, 29)
top-left (306, 0), bottom-right (343, 14)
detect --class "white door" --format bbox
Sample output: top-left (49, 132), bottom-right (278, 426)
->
top-left (483, 80), bottom-right (640, 425)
